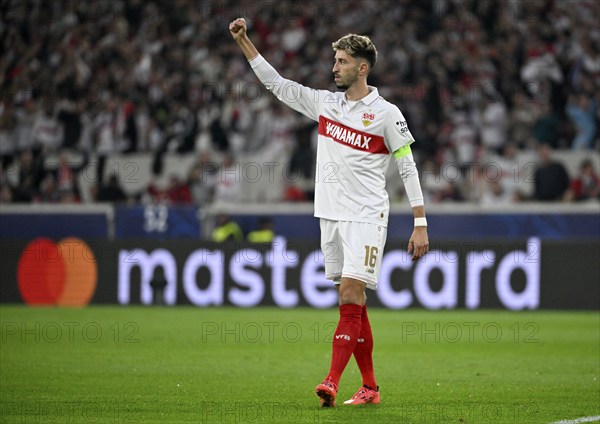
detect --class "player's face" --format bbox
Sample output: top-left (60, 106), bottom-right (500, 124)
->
top-left (332, 50), bottom-right (360, 90)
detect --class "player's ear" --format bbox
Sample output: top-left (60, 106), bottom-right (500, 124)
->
top-left (358, 61), bottom-right (369, 76)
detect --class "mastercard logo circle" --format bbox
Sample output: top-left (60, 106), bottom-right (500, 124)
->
top-left (17, 238), bottom-right (97, 306)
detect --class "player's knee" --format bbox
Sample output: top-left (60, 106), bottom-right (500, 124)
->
top-left (339, 293), bottom-right (359, 305)
top-left (338, 285), bottom-right (364, 305)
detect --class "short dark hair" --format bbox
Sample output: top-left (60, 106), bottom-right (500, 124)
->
top-left (332, 34), bottom-right (378, 70)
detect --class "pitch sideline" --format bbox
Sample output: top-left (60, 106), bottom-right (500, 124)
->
top-left (550, 416), bottom-right (600, 424)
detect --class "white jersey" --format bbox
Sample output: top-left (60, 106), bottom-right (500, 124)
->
top-left (250, 55), bottom-right (415, 225)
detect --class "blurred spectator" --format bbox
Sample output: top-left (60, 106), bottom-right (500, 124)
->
top-left (145, 175), bottom-right (192, 205)
top-left (146, 180), bottom-right (168, 204)
top-left (97, 173), bottom-right (128, 203)
top-left (0, 161), bottom-right (14, 203)
top-left (480, 179), bottom-right (517, 206)
top-left (212, 214), bottom-right (243, 242)
top-left (281, 20), bottom-right (307, 58)
top-left (532, 102), bottom-right (560, 148)
top-left (95, 100), bottom-right (125, 183)
top-left (57, 100), bottom-right (83, 150)
top-left (213, 153), bottom-right (241, 203)
top-left (221, 91), bottom-right (254, 154)
top-left (123, 103), bottom-right (140, 154)
top-left (247, 217), bottom-right (275, 243)
top-left (12, 150), bottom-right (44, 202)
top-left (165, 175), bottom-right (192, 204)
top-left (566, 94), bottom-right (598, 150)
top-left (486, 143), bottom-right (527, 201)
top-left (509, 91), bottom-right (537, 149)
top-left (14, 101), bottom-right (37, 153)
top-left (284, 123), bottom-right (315, 202)
top-left (0, 103), bottom-right (16, 167)
top-left (164, 103), bottom-right (197, 154)
top-left (521, 51), bottom-right (563, 88)
top-left (534, 145), bottom-right (570, 201)
top-left (288, 134), bottom-right (314, 180)
top-left (36, 174), bottom-right (60, 203)
top-left (284, 183), bottom-right (308, 202)
top-left (421, 159), bottom-right (464, 204)
top-left (188, 151), bottom-right (217, 205)
top-left (259, 103), bottom-right (297, 163)
top-left (421, 159), bottom-right (446, 204)
top-left (477, 96), bottom-right (508, 155)
top-left (565, 159), bottom-right (600, 201)
top-left (449, 112), bottom-right (477, 174)
top-left (0, 184), bottom-right (13, 203)
top-left (145, 117), bottom-right (166, 152)
top-left (206, 102), bottom-right (230, 152)
top-left (32, 103), bottom-right (63, 154)
top-left (45, 150), bottom-right (89, 202)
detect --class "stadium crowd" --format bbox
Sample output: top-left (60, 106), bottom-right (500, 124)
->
top-left (1, 0), bottom-right (599, 205)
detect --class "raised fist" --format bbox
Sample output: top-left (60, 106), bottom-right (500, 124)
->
top-left (229, 18), bottom-right (247, 40)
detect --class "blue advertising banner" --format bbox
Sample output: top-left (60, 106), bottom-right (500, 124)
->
top-left (1, 206), bottom-right (598, 241)
top-left (114, 206), bottom-right (201, 239)
top-left (231, 214), bottom-right (320, 239)
top-left (391, 213), bottom-right (600, 240)
top-left (0, 213), bottom-right (108, 239)
top-left (234, 213), bottom-right (600, 241)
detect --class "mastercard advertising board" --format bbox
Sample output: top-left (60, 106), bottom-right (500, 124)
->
top-left (16, 238), bottom-right (97, 306)
top-left (1, 238), bottom-right (598, 310)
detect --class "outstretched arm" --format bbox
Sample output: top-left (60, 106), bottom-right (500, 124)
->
top-left (229, 17), bottom-right (321, 121)
top-left (229, 18), bottom-right (259, 61)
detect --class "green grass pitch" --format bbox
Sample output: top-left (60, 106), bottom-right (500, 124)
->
top-left (1, 306), bottom-right (598, 423)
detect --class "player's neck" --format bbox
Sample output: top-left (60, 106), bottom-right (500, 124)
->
top-left (344, 81), bottom-right (369, 102)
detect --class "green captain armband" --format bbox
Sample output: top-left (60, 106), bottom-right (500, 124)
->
top-left (393, 145), bottom-right (412, 159)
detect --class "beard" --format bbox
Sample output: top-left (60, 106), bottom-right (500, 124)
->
top-left (334, 72), bottom-right (358, 90)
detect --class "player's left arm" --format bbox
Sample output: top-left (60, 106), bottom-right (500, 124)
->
top-left (385, 106), bottom-right (429, 262)
top-left (395, 147), bottom-right (429, 261)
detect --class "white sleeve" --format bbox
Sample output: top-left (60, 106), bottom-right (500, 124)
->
top-left (249, 55), bottom-right (322, 122)
top-left (396, 153), bottom-right (424, 207)
top-left (384, 105), bottom-right (415, 152)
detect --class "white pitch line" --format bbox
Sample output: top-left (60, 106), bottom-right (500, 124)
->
top-left (549, 416), bottom-right (600, 424)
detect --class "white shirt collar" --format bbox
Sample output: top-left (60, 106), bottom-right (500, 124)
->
top-left (341, 86), bottom-right (379, 106)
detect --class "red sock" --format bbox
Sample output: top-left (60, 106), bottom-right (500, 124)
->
top-left (353, 304), bottom-right (377, 389)
top-left (326, 304), bottom-right (363, 386)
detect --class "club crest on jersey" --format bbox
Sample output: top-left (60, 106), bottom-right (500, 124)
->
top-left (362, 112), bottom-right (375, 127)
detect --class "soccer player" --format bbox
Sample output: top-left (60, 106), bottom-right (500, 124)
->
top-left (230, 18), bottom-right (429, 407)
